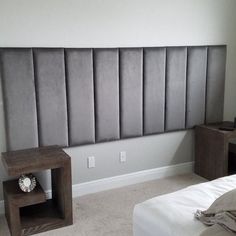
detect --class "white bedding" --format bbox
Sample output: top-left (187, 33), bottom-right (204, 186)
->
top-left (133, 175), bottom-right (236, 236)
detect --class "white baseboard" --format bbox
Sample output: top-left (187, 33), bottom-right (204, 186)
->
top-left (72, 161), bottom-right (193, 197)
top-left (0, 161), bottom-right (193, 215)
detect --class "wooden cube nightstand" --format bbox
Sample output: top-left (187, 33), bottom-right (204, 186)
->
top-left (1, 146), bottom-right (73, 236)
top-left (195, 121), bottom-right (236, 180)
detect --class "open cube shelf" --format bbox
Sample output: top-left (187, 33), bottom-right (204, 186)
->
top-left (2, 146), bottom-right (73, 236)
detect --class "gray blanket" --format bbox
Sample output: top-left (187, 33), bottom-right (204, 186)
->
top-left (195, 188), bottom-right (236, 235)
top-left (200, 224), bottom-right (235, 236)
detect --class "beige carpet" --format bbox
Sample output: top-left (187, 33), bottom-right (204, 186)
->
top-left (0, 174), bottom-right (205, 236)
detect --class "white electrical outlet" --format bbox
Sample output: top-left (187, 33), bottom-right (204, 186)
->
top-left (87, 156), bottom-right (95, 168)
top-left (119, 151), bottom-right (126, 163)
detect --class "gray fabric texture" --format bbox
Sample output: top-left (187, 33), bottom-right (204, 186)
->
top-left (200, 224), bottom-right (234, 236)
top-left (196, 188), bottom-right (236, 234)
top-left (165, 47), bottom-right (187, 131)
top-left (34, 48), bottom-right (68, 147)
top-left (120, 48), bottom-right (143, 138)
top-left (0, 46), bottom-right (227, 151)
top-left (94, 49), bottom-right (120, 142)
top-left (0, 49), bottom-right (38, 151)
top-left (206, 46), bottom-right (226, 123)
top-left (143, 48), bottom-right (165, 134)
top-left (186, 47), bottom-right (207, 128)
top-left (65, 49), bottom-right (95, 145)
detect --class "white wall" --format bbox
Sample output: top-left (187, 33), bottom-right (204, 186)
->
top-left (0, 0), bottom-right (236, 198)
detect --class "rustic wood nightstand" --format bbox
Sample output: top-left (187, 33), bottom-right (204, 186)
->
top-left (1, 146), bottom-right (73, 236)
top-left (195, 121), bottom-right (236, 180)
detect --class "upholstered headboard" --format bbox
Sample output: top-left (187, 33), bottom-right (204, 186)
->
top-left (0, 46), bottom-right (226, 151)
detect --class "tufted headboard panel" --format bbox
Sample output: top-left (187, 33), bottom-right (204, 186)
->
top-left (0, 46), bottom-right (226, 151)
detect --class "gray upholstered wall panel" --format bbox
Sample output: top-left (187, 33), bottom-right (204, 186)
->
top-left (206, 46), bottom-right (226, 123)
top-left (94, 49), bottom-right (120, 142)
top-left (143, 48), bottom-right (166, 134)
top-left (165, 47), bottom-right (187, 131)
top-left (0, 46), bottom-right (227, 151)
top-left (0, 49), bottom-right (38, 151)
top-left (65, 49), bottom-right (95, 145)
top-left (120, 48), bottom-right (143, 138)
top-left (34, 49), bottom-right (68, 146)
top-left (186, 47), bottom-right (207, 128)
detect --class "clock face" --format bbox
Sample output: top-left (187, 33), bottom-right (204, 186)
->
top-left (23, 177), bottom-right (31, 188)
top-left (18, 174), bottom-right (37, 193)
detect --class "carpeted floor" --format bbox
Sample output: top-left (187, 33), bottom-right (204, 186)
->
top-left (0, 174), bottom-right (205, 236)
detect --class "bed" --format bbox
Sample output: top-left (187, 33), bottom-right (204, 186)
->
top-left (133, 175), bottom-right (236, 236)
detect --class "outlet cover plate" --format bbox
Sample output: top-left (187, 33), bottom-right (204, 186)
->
top-left (119, 151), bottom-right (126, 163)
top-left (87, 156), bottom-right (95, 168)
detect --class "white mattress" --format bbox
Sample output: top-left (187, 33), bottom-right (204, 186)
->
top-left (133, 175), bottom-right (236, 236)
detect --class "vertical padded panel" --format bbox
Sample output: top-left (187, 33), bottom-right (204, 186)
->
top-left (206, 46), bottom-right (226, 123)
top-left (94, 49), bottom-right (119, 142)
top-left (166, 47), bottom-right (187, 131)
top-left (34, 49), bottom-right (68, 146)
top-left (186, 47), bottom-right (207, 128)
top-left (144, 48), bottom-right (166, 134)
top-left (0, 49), bottom-right (38, 151)
top-left (120, 48), bottom-right (143, 138)
top-left (65, 49), bottom-right (95, 145)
